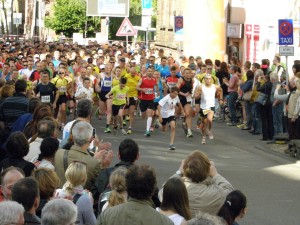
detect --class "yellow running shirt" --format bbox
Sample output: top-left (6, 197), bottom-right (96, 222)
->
top-left (111, 85), bottom-right (129, 105)
top-left (51, 77), bottom-right (69, 95)
top-left (123, 74), bottom-right (140, 97)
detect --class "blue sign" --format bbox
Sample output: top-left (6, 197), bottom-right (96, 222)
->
top-left (142, 0), bottom-right (152, 9)
top-left (278, 19), bottom-right (293, 45)
top-left (174, 16), bottom-right (183, 35)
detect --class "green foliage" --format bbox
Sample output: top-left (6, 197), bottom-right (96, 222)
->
top-left (45, 0), bottom-right (100, 37)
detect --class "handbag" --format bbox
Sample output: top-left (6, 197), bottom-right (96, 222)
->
top-left (242, 80), bottom-right (254, 101)
top-left (255, 92), bottom-right (267, 105)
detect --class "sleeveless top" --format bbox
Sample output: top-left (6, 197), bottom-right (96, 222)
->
top-left (138, 77), bottom-right (157, 100)
top-left (200, 84), bottom-right (216, 109)
top-left (180, 77), bottom-right (193, 94)
top-left (100, 75), bottom-right (112, 93)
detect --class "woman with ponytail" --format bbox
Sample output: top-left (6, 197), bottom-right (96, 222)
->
top-left (217, 190), bottom-right (247, 225)
top-left (100, 167), bottom-right (128, 212)
top-left (55, 161), bottom-right (96, 225)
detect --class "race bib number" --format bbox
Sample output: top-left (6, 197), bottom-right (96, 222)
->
top-left (134, 97), bottom-right (138, 100)
top-left (202, 109), bottom-right (210, 115)
top-left (41, 95), bottom-right (51, 103)
top-left (167, 82), bottom-right (176, 88)
top-left (145, 89), bottom-right (153, 94)
top-left (186, 96), bottom-right (192, 102)
top-left (103, 80), bottom-right (112, 87)
top-left (169, 103), bottom-right (175, 110)
top-left (59, 86), bottom-right (67, 93)
top-left (116, 94), bottom-right (125, 100)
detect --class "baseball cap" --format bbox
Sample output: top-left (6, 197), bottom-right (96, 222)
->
top-left (100, 64), bottom-right (105, 69)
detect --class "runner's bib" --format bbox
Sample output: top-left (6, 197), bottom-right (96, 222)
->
top-left (103, 80), bottom-right (112, 86)
top-left (59, 86), bottom-right (67, 93)
top-left (186, 96), bottom-right (192, 102)
top-left (41, 95), bottom-right (51, 103)
top-left (116, 94), bottom-right (126, 100)
top-left (145, 89), bottom-right (153, 94)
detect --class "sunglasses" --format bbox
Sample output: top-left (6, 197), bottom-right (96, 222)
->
top-left (58, 72), bottom-right (65, 74)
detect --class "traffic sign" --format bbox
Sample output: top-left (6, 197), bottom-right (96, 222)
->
top-left (279, 46), bottom-right (294, 56)
top-left (142, 0), bottom-right (152, 9)
top-left (13, 13), bottom-right (22, 25)
top-left (174, 16), bottom-right (183, 35)
top-left (278, 19), bottom-right (293, 45)
top-left (116, 18), bottom-right (137, 36)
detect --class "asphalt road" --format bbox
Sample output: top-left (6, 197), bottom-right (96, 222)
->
top-left (64, 113), bottom-right (300, 225)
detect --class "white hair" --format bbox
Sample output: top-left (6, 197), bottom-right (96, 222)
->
top-left (0, 201), bottom-right (24, 224)
top-left (187, 212), bottom-right (226, 225)
top-left (71, 121), bottom-right (93, 147)
top-left (41, 199), bottom-right (77, 225)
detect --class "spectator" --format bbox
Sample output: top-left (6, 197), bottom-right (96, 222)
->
top-left (97, 164), bottom-right (173, 225)
top-left (217, 190), bottom-right (247, 225)
top-left (11, 97), bottom-right (41, 132)
top-left (32, 168), bottom-right (61, 217)
top-left (55, 121), bottom-right (112, 190)
top-left (0, 132), bottom-right (35, 177)
top-left (0, 84), bottom-right (14, 105)
top-left (0, 166), bottom-right (25, 201)
top-left (0, 200), bottom-right (25, 225)
top-left (23, 104), bottom-right (53, 139)
top-left (177, 150), bottom-right (234, 216)
top-left (100, 167), bottom-right (128, 212)
top-left (187, 212), bottom-right (226, 225)
top-left (12, 177), bottom-right (41, 224)
top-left (41, 199), bottom-right (78, 225)
top-left (287, 79), bottom-right (300, 139)
top-left (0, 79), bottom-right (29, 129)
top-left (55, 161), bottom-right (96, 225)
top-left (31, 137), bottom-right (59, 170)
top-left (25, 118), bottom-right (58, 162)
top-left (159, 177), bottom-right (192, 225)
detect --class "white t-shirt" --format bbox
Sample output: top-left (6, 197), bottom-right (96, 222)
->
top-left (200, 84), bottom-right (216, 109)
top-left (75, 86), bottom-right (94, 101)
top-left (19, 68), bottom-right (35, 80)
top-left (156, 208), bottom-right (185, 225)
top-left (158, 94), bottom-right (180, 118)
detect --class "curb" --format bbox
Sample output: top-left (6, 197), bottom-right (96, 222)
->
top-left (255, 144), bottom-right (297, 163)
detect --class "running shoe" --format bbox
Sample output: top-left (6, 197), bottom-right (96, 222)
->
top-left (104, 127), bottom-right (111, 133)
top-left (168, 145), bottom-right (176, 150)
top-left (150, 126), bottom-right (154, 132)
top-left (202, 137), bottom-right (206, 144)
top-left (125, 116), bottom-right (130, 121)
top-left (155, 119), bottom-right (162, 129)
top-left (121, 128), bottom-right (127, 135)
top-left (208, 130), bottom-right (214, 140)
top-left (144, 131), bottom-right (151, 137)
top-left (186, 131), bottom-right (193, 138)
top-left (127, 128), bottom-right (132, 134)
top-left (182, 122), bottom-right (188, 135)
top-left (122, 120), bottom-right (127, 127)
top-left (113, 126), bottom-right (118, 135)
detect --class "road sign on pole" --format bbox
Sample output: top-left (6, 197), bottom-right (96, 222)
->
top-left (278, 19), bottom-right (293, 45)
top-left (279, 46), bottom-right (294, 56)
top-left (116, 18), bottom-right (137, 36)
top-left (13, 13), bottom-right (22, 25)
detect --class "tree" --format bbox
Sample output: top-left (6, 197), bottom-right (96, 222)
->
top-left (45, 0), bottom-right (100, 37)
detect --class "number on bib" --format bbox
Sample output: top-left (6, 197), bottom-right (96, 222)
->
top-left (145, 89), bottom-right (153, 94)
top-left (41, 95), bottom-right (51, 103)
top-left (59, 86), bottom-right (67, 93)
top-left (116, 94), bottom-right (125, 100)
top-left (103, 81), bottom-right (112, 87)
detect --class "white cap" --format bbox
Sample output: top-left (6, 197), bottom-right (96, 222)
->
top-left (100, 64), bottom-right (105, 69)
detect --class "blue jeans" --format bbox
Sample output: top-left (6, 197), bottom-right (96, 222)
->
top-left (228, 92), bottom-right (238, 123)
top-left (272, 103), bottom-right (283, 135)
top-left (252, 102), bottom-right (262, 133)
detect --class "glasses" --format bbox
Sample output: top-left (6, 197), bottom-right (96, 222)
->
top-left (207, 68), bottom-right (212, 70)
top-left (149, 60), bottom-right (154, 62)
top-left (23, 64), bottom-right (28, 66)
top-left (110, 62), bottom-right (115, 63)
top-left (58, 72), bottom-right (65, 74)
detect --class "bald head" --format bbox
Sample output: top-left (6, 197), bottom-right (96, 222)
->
top-left (1, 168), bottom-right (25, 200)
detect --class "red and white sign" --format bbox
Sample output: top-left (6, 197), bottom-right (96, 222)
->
top-left (253, 24), bottom-right (260, 41)
top-left (245, 24), bottom-right (252, 38)
top-left (116, 17), bottom-right (137, 36)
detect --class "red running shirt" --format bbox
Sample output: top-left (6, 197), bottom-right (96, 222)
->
top-left (138, 77), bottom-right (157, 100)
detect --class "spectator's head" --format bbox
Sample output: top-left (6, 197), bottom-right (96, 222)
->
top-left (108, 167), bottom-right (128, 208)
top-left (0, 84), bottom-right (14, 98)
top-left (251, 63), bottom-right (260, 72)
top-left (118, 139), bottom-right (139, 163)
top-left (269, 72), bottom-right (279, 83)
top-left (220, 62), bottom-right (228, 73)
top-left (32, 168), bottom-right (60, 201)
top-left (0, 166), bottom-right (25, 200)
top-left (12, 177), bottom-right (40, 212)
top-left (161, 177), bottom-right (192, 220)
top-left (38, 137), bottom-right (59, 161)
top-left (126, 164), bottom-right (156, 200)
top-left (6, 131), bottom-right (29, 159)
top-left (292, 63), bottom-right (300, 75)
top-left (71, 121), bottom-right (93, 147)
top-left (15, 79), bottom-right (27, 93)
top-left (28, 97), bottom-right (41, 114)
top-left (254, 69), bottom-right (264, 78)
top-left (246, 70), bottom-right (254, 81)
top-left (273, 55), bottom-right (281, 65)
top-left (77, 99), bottom-right (93, 119)
top-left (0, 201), bottom-right (25, 225)
top-left (41, 199), bottom-right (77, 225)
top-left (37, 118), bottom-right (56, 138)
top-left (183, 150), bottom-right (210, 183)
top-left (32, 104), bottom-right (53, 123)
top-left (217, 190), bottom-right (247, 225)
top-left (230, 65), bottom-right (238, 74)
top-left (64, 162), bottom-right (87, 195)
top-left (244, 61), bottom-right (251, 70)
top-left (188, 211), bottom-right (226, 225)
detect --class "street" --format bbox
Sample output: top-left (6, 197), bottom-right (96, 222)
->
top-left (81, 114), bottom-right (300, 225)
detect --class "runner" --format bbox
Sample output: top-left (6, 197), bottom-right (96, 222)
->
top-left (177, 67), bottom-right (194, 137)
top-left (95, 64), bottom-right (113, 133)
top-left (152, 70), bottom-right (164, 131)
top-left (123, 67), bottom-right (140, 134)
top-left (195, 74), bottom-right (224, 144)
top-left (105, 77), bottom-right (129, 135)
top-left (158, 86), bottom-right (184, 150)
top-left (137, 65), bottom-right (159, 137)
top-left (75, 77), bottom-right (94, 102)
top-left (51, 67), bottom-right (73, 130)
top-left (35, 69), bottom-right (59, 106)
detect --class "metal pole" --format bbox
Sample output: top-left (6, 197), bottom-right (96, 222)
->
top-left (16, 24), bottom-right (19, 40)
top-left (286, 55), bottom-right (289, 86)
top-left (126, 35), bottom-right (128, 49)
top-left (146, 27), bottom-right (148, 50)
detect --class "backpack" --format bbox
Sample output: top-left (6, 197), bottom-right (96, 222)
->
top-left (277, 65), bottom-right (287, 79)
